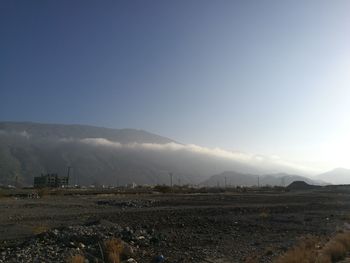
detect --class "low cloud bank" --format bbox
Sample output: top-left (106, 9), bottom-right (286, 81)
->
top-left (0, 130), bottom-right (320, 175)
top-left (0, 130), bottom-right (30, 138)
top-left (79, 138), bottom-right (320, 175)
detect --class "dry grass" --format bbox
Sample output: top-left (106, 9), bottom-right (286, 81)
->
top-left (259, 208), bottom-right (270, 220)
top-left (37, 188), bottom-right (50, 198)
top-left (67, 254), bottom-right (85, 263)
top-left (317, 232), bottom-right (350, 262)
top-left (275, 231), bottom-right (350, 263)
top-left (244, 255), bottom-right (259, 263)
top-left (32, 224), bottom-right (49, 235)
top-left (274, 236), bottom-right (319, 263)
top-left (104, 238), bottom-right (124, 263)
top-left (259, 212), bottom-right (270, 219)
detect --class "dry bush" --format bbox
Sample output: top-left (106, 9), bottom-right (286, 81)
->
top-left (320, 240), bottom-right (346, 262)
top-left (333, 232), bottom-right (350, 250)
top-left (318, 231), bottom-right (350, 262)
top-left (104, 238), bottom-right (124, 263)
top-left (275, 231), bottom-right (350, 263)
top-left (274, 237), bottom-right (319, 263)
top-left (67, 254), bottom-right (85, 263)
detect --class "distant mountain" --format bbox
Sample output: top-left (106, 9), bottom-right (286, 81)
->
top-left (0, 122), bottom-right (174, 144)
top-left (201, 171), bottom-right (324, 187)
top-left (0, 122), bottom-right (328, 187)
top-left (316, 168), bottom-right (350, 185)
top-left (0, 122), bottom-right (262, 186)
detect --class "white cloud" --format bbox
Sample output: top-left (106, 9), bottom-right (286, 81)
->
top-left (0, 130), bottom-right (30, 138)
top-left (80, 138), bottom-right (122, 148)
top-left (78, 137), bottom-right (320, 175)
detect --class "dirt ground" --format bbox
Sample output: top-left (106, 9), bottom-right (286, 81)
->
top-left (1, 188), bottom-right (350, 262)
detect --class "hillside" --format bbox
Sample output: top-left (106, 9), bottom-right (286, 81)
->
top-left (0, 122), bottom-right (261, 186)
top-left (0, 122), bottom-right (329, 187)
top-left (0, 122), bottom-right (174, 144)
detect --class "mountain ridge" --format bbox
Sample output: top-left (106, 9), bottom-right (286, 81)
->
top-left (316, 167), bottom-right (350, 185)
top-left (0, 121), bottom-right (340, 187)
top-left (0, 121), bottom-right (175, 144)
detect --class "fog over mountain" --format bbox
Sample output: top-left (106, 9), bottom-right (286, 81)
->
top-left (316, 168), bottom-right (350, 185)
top-left (0, 122), bottom-right (336, 186)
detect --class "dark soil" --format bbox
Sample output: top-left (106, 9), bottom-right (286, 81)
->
top-left (1, 188), bottom-right (350, 262)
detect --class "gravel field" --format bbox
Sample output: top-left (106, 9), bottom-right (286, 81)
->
top-left (1, 189), bottom-right (350, 262)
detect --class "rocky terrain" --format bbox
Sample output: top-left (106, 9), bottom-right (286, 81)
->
top-left (1, 188), bottom-right (350, 262)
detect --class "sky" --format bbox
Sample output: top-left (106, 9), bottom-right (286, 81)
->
top-left (1, 0), bottom-right (350, 172)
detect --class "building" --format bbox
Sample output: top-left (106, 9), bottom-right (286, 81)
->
top-left (34, 173), bottom-right (69, 188)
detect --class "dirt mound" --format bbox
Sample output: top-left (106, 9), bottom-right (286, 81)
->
top-left (287, 180), bottom-right (316, 190)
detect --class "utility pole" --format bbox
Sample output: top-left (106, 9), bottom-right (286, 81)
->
top-left (67, 166), bottom-right (71, 185)
top-left (75, 169), bottom-right (79, 187)
top-left (169, 172), bottom-right (173, 187)
top-left (258, 176), bottom-right (260, 188)
top-left (225, 176), bottom-right (227, 188)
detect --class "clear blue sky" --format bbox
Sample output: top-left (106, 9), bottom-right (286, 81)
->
top-left (1, 1), bottom-right (350, 170)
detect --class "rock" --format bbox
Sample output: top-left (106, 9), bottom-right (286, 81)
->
top-left (153, 254), bottom-right (165, 263)
top-left (78, 243), bottom-right (85, 249)
top-left (122, 242), bottom-right (135, 257)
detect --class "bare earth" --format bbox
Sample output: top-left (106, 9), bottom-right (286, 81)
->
top-left (1, 188), bottom-right (350, 262)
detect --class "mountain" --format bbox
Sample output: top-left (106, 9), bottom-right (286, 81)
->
top-left (201, 171), bottom-right (324, 187)
top-left (0, 122), bottom-right (324, 187)
top-left (316, 168), bottom-right (350, 185)
top-left (0, 122), bottom-right (174, 144)
top-left (0, 122), bottom-right (262, 186)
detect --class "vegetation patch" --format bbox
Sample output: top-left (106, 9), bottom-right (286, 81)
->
top-left (31, 224), bottom-right (49, 235)
top-left (274, 231), bottom-right (350, 263)
top-left (67, 254), bottom-right (85, 263)
top-left (103, 238), bottom-right (124, 263)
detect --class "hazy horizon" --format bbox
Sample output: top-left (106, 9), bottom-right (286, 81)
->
top-left (1, 1), bottom-right (350, 174)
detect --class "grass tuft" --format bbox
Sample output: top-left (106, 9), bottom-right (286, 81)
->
top-left (104, 238), bottom-right (124, 263)
top-left (317, 231), bottom-right (350, 262)
top-left (275, 231), bottom-right (350, 263)
top-left (274, 236), bottom-right (319, 263)
top-left (67, 254), bottom-right (85, 263)
top-left (32, 224), bottom-right (49, 235)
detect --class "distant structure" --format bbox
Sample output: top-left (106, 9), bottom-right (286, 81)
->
top-left (34, 173), bottom-right (69, 188)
